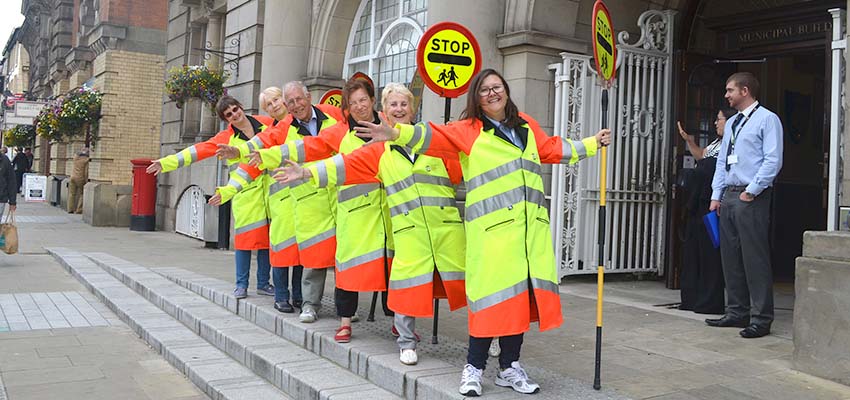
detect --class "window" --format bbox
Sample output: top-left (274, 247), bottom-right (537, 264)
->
top-left (344, 0), bottom-right (427, 99)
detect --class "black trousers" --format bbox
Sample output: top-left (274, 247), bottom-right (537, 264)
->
top-left (334, 287), bottom-right (359, 318)
top-left (467, 333), bottom-right (524, 370)
top-left (680, 214), bottom-right (725, 314)
top-left (719, 187), bottom-right (774, 327)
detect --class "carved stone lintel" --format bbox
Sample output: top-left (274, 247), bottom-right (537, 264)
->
top-left (87, 23), bottom-right (128, 57)
top-left (64, 46), bottom-right (95, 73)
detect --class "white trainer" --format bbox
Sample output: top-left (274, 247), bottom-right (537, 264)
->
top-left (488, 339), bottom-right (501, 357)
top-left (399, 348), bottom-right (418, 365)
top-left (459, 363), bottom-right (483, 397)
top-left (495, 361), bottom-right (540, 394)
top-left (299, 307), bottom-right (317, 323)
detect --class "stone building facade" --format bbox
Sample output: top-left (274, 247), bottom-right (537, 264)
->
top-left (18, 0), bottom-right (167, 186)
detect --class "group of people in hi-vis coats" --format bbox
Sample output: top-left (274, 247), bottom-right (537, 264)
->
top-left (149, 69), bottom-right (611, 397)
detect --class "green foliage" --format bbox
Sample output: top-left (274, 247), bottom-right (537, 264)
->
top-left (165, 65), bottom-right (229, 115)
top-left (34, 87), bottom-right (103, 145)
top-left (3, 124), bottom-right (36, 148)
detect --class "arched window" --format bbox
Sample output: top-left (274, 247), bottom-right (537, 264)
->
top-left (344, 0), bottom-right (427, 98)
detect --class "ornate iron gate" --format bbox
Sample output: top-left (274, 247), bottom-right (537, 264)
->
top-left (550, 10), bottom-right (675, 278)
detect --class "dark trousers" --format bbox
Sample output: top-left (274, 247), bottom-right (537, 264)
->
top-left (15, 171), bottom-right (24, 193)
top-left (680, 214), bottom-right (725, 314)
top-left (335, 287), bottom-right (359, 318)
top-left (467, 333), bottom-right (524, 370)
top-left (719, 187), bottom-right (774, 327)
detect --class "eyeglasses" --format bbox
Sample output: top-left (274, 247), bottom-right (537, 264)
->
top-left (223, 107), bottom-right (240, 119)
top-left (478, 85), bottom-right (505, 97)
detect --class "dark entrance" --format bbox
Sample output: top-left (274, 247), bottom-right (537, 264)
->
top-left (669, 0), bottom-right (842, 287)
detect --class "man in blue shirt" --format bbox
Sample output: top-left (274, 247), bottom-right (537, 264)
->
top-left (708, 72), bottom-right (783, 339)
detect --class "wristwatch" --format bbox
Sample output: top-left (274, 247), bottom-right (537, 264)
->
top-left (743, 192), bottom-right (755, 200)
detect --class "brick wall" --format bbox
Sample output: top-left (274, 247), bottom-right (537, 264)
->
top-left (101, 0), bottom-right (168, 31)
top-left (90, 50), bottom-right (165, 185)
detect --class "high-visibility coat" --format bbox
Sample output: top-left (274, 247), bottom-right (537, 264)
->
top-left (238, 105), bottom-right (342, 268)
top-left (394, 113), bottom-right (598, 337)
top-left (258, 113), bottom-right (393, 292)
top-left (159, 115), bottom-right (273, 251)
top-left (307, 141), bottom-right (467, 317)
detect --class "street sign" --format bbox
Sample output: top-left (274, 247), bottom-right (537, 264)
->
top-left (592, 0), bottom-right (617, 82)
top-left (24, 174), bottom-right (47, 202)
top-left (3, 111), bottom-right (34, 126)
top-left (319, 89), bottom-right (343, 108)
top-left (416, 22), bottom-right (481, 98)
top-left (14, 101), bottom-right (45, 118)
top-left (408, 70), bottom-right (425, 120)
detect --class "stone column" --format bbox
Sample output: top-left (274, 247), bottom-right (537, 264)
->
top-left (260, 0), bottom-right (311, 89)
top-left (201, 13), bottom-right (223, 137)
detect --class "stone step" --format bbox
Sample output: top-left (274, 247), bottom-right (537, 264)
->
top-left (148, 263), bottom-right (626, 400)
top-left (47, 248), bottom-right (400, 400)
top-left (45, 248), bottom-right (292, 400)
top-left (802, 230), bottom-right (850, 261)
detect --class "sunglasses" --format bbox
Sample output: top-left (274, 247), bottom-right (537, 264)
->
top-left (224, 107), bottom-right (241, 119)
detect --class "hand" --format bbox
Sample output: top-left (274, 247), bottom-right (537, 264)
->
top-left (215, 144), bottom-right (240, 160)
top-left (354, 112), bottom-right (399, 142)
top-left (146, 161), bottom-right (163, 175)
top-left (248, 151), bottom-right (262, 167)
top-left (739, 192), bottom-right (754, 202)
top-left (709, 200), bottom-right (721, 215)
top-left (595, 128), bottom-right (611, 147)
top-left (9, 204), bottom-right (16, 212)
top-left (677, 121), bottom-right (693, 142)
top-left (273, 160), bottom-right (310, 184)
top-left (208, 193), bottom-right (222, 206)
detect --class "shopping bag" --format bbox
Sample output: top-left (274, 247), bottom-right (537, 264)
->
top-left (1, 210), bottom-right (18, 255)
top-left (702, 210), bottom-right (720, 249)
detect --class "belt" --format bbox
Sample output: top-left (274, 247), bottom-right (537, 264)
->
top-left (726, 185), bottom-right (748, 192)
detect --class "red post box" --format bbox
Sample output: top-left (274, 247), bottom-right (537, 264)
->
top-left (130, 158), bottom-right (157, 231)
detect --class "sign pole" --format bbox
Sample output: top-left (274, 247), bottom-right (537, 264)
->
top-left (431, 95), bottom-right (453, 345)
top-left (591, 0), bottom-right (616, 391)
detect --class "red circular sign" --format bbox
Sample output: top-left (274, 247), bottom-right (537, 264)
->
top-left (416, 22), bottom-right (482, 98)
top-left (350, 72), bottom-right (375, 92)
top-left (319, 89), bottom-right (343, 108)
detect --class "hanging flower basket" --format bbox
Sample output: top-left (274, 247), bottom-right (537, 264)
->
top-left (165, 65), bottom-right (229, 115)
top-left (3, 124), bottom-right (36, 148)
top-left (34, 87), bottom-right (103, 145)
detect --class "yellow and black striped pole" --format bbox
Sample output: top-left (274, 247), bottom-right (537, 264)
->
top-left (593, 87), bottom-right (609, 391)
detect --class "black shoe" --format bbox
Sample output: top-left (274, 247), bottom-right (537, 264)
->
top-left (739, 324), bottom-right (770, 338)
top-left (705, 316), bottom-right (749, 328)
top-left (292, 299), bottom-right (303, 308)
top-left (274, 301), bottom-right (295, 313)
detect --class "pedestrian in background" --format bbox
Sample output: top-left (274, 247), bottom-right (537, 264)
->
top-left (708, 72), bottom-right (783, 339)
top-left (68, 147), bottom-right (90, 214)
top-left (0, 151), bottom-right (17, 221)
top-left (355, 68), bottom-right (610, 396)
top-left (12, 146), bottom-right (28, 193)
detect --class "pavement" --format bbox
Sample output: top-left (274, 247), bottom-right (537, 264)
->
top-left (2, 199), bottom-right (850, 399)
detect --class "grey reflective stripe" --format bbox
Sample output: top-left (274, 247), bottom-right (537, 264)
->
top-left (228, 163), bottom-right (239, 173)
top-left (332, 154), bottom-right (346, 186)
top-left (466, 158), bottom-right (541, 192)
top-left (387, 249), bottom-right (395, 258)
top-left (290, 180), bottom-right (312, 191)
top-left (278, 146), bottom-right (291, 167)
top-left (464, 186), bottom-right (547, 222)
top-left (338, 183), bottom-right (380, 203)
top-left (560, 138), bottom-right (573, 163)
top-left (188, 146), bottom-right (198, 163)
top-left (315, 160), bottom-right (329, 188)
top-left (385, 174), bottom-right (452, 196)
top-left (530, 277), bottom-right (559, 295)
top-left (389, 271), bottom-right (433, 290)
top-left (468, 280), bottom-right (528, 313)
top-left (295, 141), bottom-right (306, 163)
top-left (268, 182), bottom-right (290, 196)
top-left (439, 271), bottom-right (465, 281)
top-left (235, 167), bottom-right (253, 182)
top-left (298, 227), bottom-right (335, 250)
top-left (227, 178), bottom-right (244, 192)
top-left (390, 196), bottom-right (456, 218)
top-left (410, 124), bottom-right (423, 147)
top-left (234, 219), bottom-right (269, 235)
top-left (176, 152), bottom-right (185, 168)
top-left (245, 138), bottom-right (258, 152)
top-left (572, 139), bottom-right (587, 160)
top-left (419, 123), bottom-right (433, 153)
top-left (272, 237), bottom-right (297, 252)
top-left (336, 248), bottom-right (385, 272)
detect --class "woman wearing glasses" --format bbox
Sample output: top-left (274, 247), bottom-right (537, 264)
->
top-left (355, 69), bottom-right (610, 397)
top-left (147, 95), bottom-right (274, 300)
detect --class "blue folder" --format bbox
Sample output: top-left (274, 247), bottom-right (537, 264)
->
top-left (703, 211), bottom-right (720, 249)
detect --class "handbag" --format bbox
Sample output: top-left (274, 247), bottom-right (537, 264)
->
top-left (1, 210), bottom-right (18, 255)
